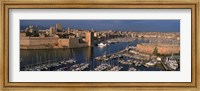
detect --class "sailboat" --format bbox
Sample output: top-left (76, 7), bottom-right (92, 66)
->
top-left (65, 49), bottom-right (76, 63)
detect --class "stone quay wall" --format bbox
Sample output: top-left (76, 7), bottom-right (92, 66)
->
top-left (136, 43), bottom-right (180, 55)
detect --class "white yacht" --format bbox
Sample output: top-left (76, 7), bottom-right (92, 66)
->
top-left (98, 43), bottom-right (107, 47)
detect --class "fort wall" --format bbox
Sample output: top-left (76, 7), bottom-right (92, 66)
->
top-left (20, 37), bottom-right (88, 49)
top-left (58, 39), bottom-right (69, 47)
top-left (20, 37), bottom-right (30, 46)
top-left (20, 37), bottom-right (59, 49)
top-left (68, 38), bottom-right (88, 48)
top-left (29, 37), bottom-right (58, 46)
top-left (136, 43), bottom-right (180, 55)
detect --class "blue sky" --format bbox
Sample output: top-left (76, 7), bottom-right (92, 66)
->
top-left (20, 20), bottom-right (180, 32)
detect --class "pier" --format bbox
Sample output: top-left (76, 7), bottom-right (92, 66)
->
top-left (160, 59), bottom-right (169, 71)
top-left (95, 46), bottom-right (150, 62)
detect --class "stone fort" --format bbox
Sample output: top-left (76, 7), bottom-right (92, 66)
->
top-left (136, 43), bottom-right (180, 55)
top-left (20, 32), bottom-right (93, 49)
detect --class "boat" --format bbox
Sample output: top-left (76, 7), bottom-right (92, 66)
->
top-left (70, 63), bottom-right (89, 71)
top-left (128, 67), bottom-right (137, 71)
top-left (98, 43), bottom-right (107, 47)
top-left (164, 55), bottom-right (178, 70)
top-left (94, 63), bottom-right (112, 71)
top-left (144, 60), bottom-right (157, 68)
top-left (110, 66), bottom-right (123, 71)
top-left (66, 59), bottom-right (76, 63)
top-left (118, 59), bottom-right (132, 65)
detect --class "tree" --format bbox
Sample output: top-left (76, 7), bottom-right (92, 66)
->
top-left (26, 32), bottom-right (33, 36)
top-left (153, 47), bottom-right (158, 55)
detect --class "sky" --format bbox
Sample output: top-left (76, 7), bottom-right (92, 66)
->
top-left (20, 20), bottom-right (180, 32)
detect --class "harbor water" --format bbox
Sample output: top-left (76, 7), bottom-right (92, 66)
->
top-left (20, 39), bottom-right (167, 71)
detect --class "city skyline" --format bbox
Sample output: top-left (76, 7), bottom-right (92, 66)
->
top-left (20, 20), bottom-right (180, 32)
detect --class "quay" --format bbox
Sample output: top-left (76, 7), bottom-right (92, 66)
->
top-left (95, 46), bottom-right (150, 62)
